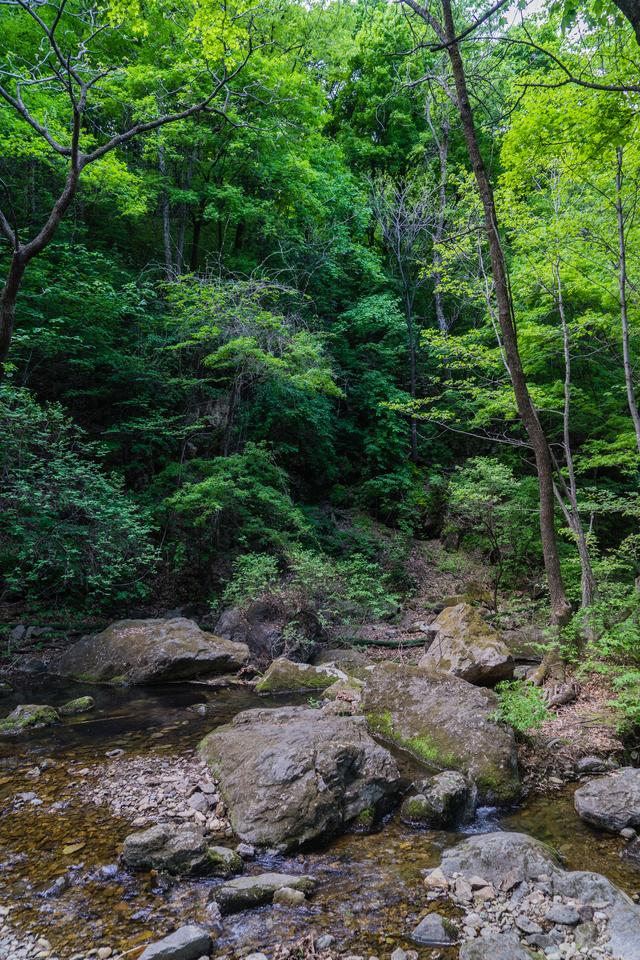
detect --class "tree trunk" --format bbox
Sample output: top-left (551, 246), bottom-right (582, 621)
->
top-left (440, 0), bottom-right (571, 624)
top-left (555, 262), bottom-right (597, 613)
top-left (612, 0), bottom-right (640, 45)
top-left (615, 146), bottom-right (640, 454)
top-left (432, 115), bottom-right (450, 331)
top-left (158, 145), bottom-right (174, 279)
top-left (0, 254), bottom-right (26, 372)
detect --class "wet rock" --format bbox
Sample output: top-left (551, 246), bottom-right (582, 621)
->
top-left (400, 771), bottom-right (476, 827)
top-left (122, 823), bottom-right (221, 875)
top-left (621, 836), bottom-right (640, 870)
top-left (215, 600), bottom-right (324, 664)
top-left (214, 871), bottom-right (315, 913)
top-left (59, 696), bottom-right (95, 716)
top-left (418, 603), bottom-right (514, 686)
top-left (0, 703), bottom-right (59, 735)
top-left (139, 925), bottom-right (212, 960)
top-left (459, 932), bottom-right (535, 959)
top-left (273, 885), bottom-right (307, 905)
top-left (51, 617), bottom-right (249, 684)
top-left (574, 768), bottom-right (640, 832)
top-left (411, 912), bottom-right (457, 946)
top-left (255, 658), bottom-right (347, 694)
top-left (206, 846), bottom-right (244, 878)
top-left (361, 662), bottom-right (520, 803)
top-left (200, 706), bottom-right (399, 851)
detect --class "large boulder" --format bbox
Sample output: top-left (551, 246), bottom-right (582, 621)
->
top-left (439, 831), bottom-right (640, 960)
top-left (199, 705), bottom-right (400, 851)
top-left (418, 603), bottom-right (514, 686)
top-left (51, 618), bottom-right (249, 684)
top-left (574, 768), bottom-right (640, 833)
top-left (255, 657), bottom-right (347, 694)
top-left (362, 662), bottom-right (520, 803)
top-left (215, 600), bottom-right (323, 665)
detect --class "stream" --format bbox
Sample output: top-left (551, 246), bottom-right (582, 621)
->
top-left (1, 677), bottom-right (638, 960)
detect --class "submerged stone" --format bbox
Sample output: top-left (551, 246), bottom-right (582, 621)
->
top-left (214, 872), bottom-right (315, 913)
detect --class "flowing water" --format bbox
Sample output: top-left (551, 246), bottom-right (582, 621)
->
top-left (0, 677), bottom-right (638, 959)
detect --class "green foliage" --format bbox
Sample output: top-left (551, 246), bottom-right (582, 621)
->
top-left (446, 458), bottom-right (541, 602)
top-left (492, 681), bottom-right (550, 734)
top-left (0, 387), bottom-right (157, 609)
top-left (221, 553), bottom-right (280, 606)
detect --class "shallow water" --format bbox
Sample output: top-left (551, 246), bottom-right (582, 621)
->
top-left (0, 679), bottom-right (638, 959)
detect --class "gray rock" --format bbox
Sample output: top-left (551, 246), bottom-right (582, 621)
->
top-left (214, 872), bottom-right (315, 913)
top-left (576, 756), bottom-right (608, 774)
top-left (122, 823), bottom-right (216, 875)
top-left (361, 663), bottom-right (520, 803)
top-left (411, 913), bottom-right (457, 946)
top-left (390, 950), bottom-right (407, 960)
top-left (545, 904), bottom-right (580, 925)
top-left (621, 836), bottom-right (640, 869)
top-left (459, 932), bottom-right (535, 960)
top-left (215, 600), bottom-right (324, 664)
top-left (315, 935), bottom-right (335, 950)
top-left (52, 617), bottom-right (249, 684)
top-left (273, 886), bottom-right (306, 905)
top-left (255, 658), bottom-right (347, 694)
top-left (200, 706), bottom-right (399, 851)
top-left (574, 767), bottom-right (640, 833)
top-left (236, 843), bottom-right (256, 859)
top-left (574, 922), bottom-right (599, 950)
top-left (440, 832), bottom-right (562, 885)
top-left (439, 831), bottom-right (640, 958)
top-left (418, 603), bottom-right (514, 686)
top-left (139, 925), bottom-right (212, 960)
top-left (516, 915), bottom-right (542, 934)
top-left (400, 771), bottom-right (476, 827)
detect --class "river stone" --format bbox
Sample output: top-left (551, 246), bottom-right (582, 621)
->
top-left (255, 657), bottom-right (347, 694)
top-left (139, 925), bottom-right (212, 960)
top-left (411, 912), bottom-right (458, 946)
top-left (59, 696), bottom-right (95, 716)
top-left (400, 771), bottom-right (476, 827)
top-left (361, 662), bottom-right (520, 803)
top-left (200, 705), bottom-right (399, 851)
top-left (122, 823), bottom-right (216, 875)
top-left (459, 932), bottom-right (535, 960)
top-left (418, 603), bottom-right (514, 686)
top-left (51, 617), bottom-right (249, 684)
top-left (574, 768), bottom-right (640, 832)
top-left (214, 872), bottom-right (315, 913)
top-left (0, 703), bottom-right (60, 735)
top-left (440, 831), bottom-right (640, 960)
top-left (206, 845), bottom-right (244, 878)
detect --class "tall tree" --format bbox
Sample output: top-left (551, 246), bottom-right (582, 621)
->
top-left (401, 0), bottom-right (572, 624)
top-left (0, 0), bottom-right (263, 373)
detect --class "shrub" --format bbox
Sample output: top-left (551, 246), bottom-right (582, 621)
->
top-left (0, 386), bottom-right (157, 609)
top-left (492, 680), bottom-right (549, 733)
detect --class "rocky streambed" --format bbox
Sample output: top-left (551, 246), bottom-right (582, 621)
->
top-left (1, 613), bottom-right (640, 960)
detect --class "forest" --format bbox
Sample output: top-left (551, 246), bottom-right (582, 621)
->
top-left (1, 0), bottom-right (640, 958)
